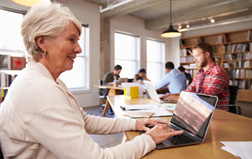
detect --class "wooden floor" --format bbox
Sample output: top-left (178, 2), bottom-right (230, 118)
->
top-left (83, 106), bottom-right (124, 148)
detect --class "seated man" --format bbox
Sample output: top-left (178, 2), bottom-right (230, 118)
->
top-left (162, 43), bottom-right (230, 111)
top-left (156, 62), bottom-right (187, 94)
top-left (134, 68), bottom-right (150, 84)
top-left (103, 64), bottom-right (122, 86)
top-left (102, 64), bottom-right (122, 115)
top-left (178, 66), bottom-right (193, 85)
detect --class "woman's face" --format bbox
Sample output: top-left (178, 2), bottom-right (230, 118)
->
top-left (44, 22), bottom-right (82, 75)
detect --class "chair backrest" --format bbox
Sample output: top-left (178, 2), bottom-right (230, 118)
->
top-left (99, 80), bottom-right (103, 85)
top-left (127, 78), bottom-right (134, 82)
top-left (229, 85), bottom-right (239, 105)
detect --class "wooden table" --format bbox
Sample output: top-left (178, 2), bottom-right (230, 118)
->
top-left (95, 85), bottom-right (124, 116)
top-left (107, 95), bottom-right (252, 159)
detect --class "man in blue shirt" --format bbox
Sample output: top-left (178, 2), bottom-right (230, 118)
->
top-left (156, 62), bottom-right (187, 93)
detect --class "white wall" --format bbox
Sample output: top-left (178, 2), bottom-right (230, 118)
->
top-left (110, 15), bottom-right (174, 75)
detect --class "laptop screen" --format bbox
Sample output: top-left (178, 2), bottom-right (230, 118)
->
top-left (171, 91), bottom-right (217, 139)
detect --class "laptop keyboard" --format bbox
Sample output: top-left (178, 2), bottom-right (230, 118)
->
top-left (169, 125), bottom-right (197, 145)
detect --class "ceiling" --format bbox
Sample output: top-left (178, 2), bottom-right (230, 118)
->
top-left (84, 0), bottom-right (252, 31)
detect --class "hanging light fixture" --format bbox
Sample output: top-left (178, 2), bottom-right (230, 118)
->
top-left (12, 0), bottom-right (51, 7)
top-left (161, 0), bottom-right (181, 38)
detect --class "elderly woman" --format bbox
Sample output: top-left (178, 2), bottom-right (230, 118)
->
top-left (0, 3), bottom-right (183, 159)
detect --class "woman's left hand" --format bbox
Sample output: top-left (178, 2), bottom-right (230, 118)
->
top-left (135, 118), bottom-right (167, 132)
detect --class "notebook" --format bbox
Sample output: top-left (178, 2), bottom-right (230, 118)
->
top-left (143, 81), bottom-right (175, 103)
top-left (154, 91), bottom-right (218, 149)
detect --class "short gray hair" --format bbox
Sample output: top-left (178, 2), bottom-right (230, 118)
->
top-left (21, 3), bottom-right (82, 61)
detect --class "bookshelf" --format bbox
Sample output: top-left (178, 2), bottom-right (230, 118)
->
top-left (180, 29), bottom-right (252, 102)
top-left (0, 54), bottom-right (26, 103)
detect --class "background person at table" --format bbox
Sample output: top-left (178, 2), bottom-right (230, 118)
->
top-left (162, 43), bottom-right (230, 111)
top-left (102, 64), bottom-right (122, 114)
top-left (0, 3), bottom-right (183, 159)
top-left (103, 64), bottom-right (122, 85)
top-left (178, 66), bottom-right (193, 85)
top-left (134, 68), bottom-right (150, 84)
top-left (155, 62), bottom-right (187, 93)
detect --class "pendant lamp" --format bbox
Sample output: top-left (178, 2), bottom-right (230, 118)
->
top-left (12, 0), bottom-right (51, 7)
top-left (161, 0), bottom-right (181, 38)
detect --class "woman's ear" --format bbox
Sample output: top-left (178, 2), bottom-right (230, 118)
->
top-left (36, 36), bottom-right (46, 52)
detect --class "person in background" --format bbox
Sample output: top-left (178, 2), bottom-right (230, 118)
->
top-left (103, 64), bottom-right (122, 86)
top-left (134, 68), bottom-right (150, 84)
top-left (178, 66), bottom-right (193, 85)
top-left (0, 3), bottom-right (183, 159)
top-left (156, 62), bottom-right (187, 93)
top-left (162, 42), bottom-right (230, 111)
top-left (102, 64), bottom-right (122, 115)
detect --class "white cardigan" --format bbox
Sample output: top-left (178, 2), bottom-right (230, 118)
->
top-left (0, 61), bottom-right (155, 159)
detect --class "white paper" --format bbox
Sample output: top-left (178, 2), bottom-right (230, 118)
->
top-left (220, 141), bottom-right (252, 159)
top-left (124, 104), bottom-right (159, 110)
top-left (125, 106), bottom-right (173, 117)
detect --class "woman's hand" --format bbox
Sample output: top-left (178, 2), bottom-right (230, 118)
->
top-left (135, 118), bottom-right (167, 132)
top-left (145, 124), bottom-right (183, 144)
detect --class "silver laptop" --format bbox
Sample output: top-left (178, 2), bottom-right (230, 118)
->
top-left (155, 91), bottom-right (218, 149)
top-left (143, 81), bottom-right (173, 103)
top-left (117, 78), bottom-right (128, 85)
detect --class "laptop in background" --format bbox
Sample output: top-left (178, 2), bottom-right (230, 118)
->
top-left (143, 81), bottom-right (174, 103)
top-left (155, 91), bottom-right (218, 149)
top-left (117, 78), bottom-right (128, 85)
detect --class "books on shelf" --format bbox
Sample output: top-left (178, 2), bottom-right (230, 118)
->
top-left (223, 43), bottom-right (249, 53)
top-left (0, 88), bottom-right (8, 103)
top-left (223, 53), bottom-right (250, 61)
top-left (216, 35), bottom-right (222, 44)
top-left (229, 69), bottom-right (251, 78)
top-left (180, 56), bottom-right (194, 62)
top-left (248, 30), bottom-right (251, 41)
top-left (180, 48), bottom-right (192, 56)
top-left (0, 55), bottom-right (11, 70)
top-left (229, 79), bottom-right (249, 89)
top-left (0, 72), bottom-right (18, 88)
top-left (223, 34), bottom-right (229, 43)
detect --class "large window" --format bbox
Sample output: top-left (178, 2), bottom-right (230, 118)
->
top-left (60, 25), bottom-right (90, 90)
top-left (0, 9), bottom-right (25, 56)
top-left (0, 8), bottom-right (89, 90)
top-left (114, 32), bottom-right (140, 78)
top-left (147, 39), bottom-right (165, 85)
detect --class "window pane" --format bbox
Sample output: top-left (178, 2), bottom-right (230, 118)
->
top-left (115, 60), bottom-right (137, 78)
top-left (115, 33), bottom-right (137, 60)
top-left (147, 40), bottom-right (162, 62)
top-left (60, 57), bottom-right (85, 88)
top-left (0, 10), bottom-right (25, 54)
top-left (147, 39), bottom-right (165, 85)
top-left (114, 32), bottom-right (139, 79)
top-left (147, 62), bottom-right (163, 85)
top-left (60, 26), bottom-right (89, 90)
